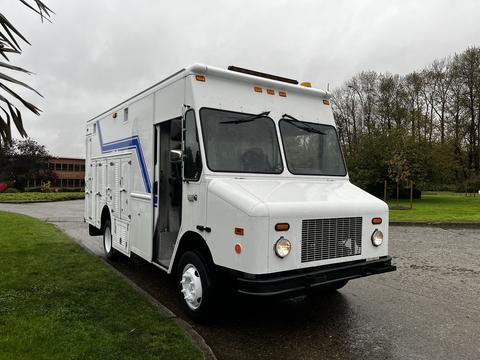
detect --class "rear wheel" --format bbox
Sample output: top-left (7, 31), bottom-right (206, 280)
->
top-left (176, 251), bottom-right (215, 322)
top-left (103, 219), bottom-right (117, 260)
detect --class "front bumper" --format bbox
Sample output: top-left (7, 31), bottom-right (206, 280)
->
top-left (236, 256), bottom-right (396, 296)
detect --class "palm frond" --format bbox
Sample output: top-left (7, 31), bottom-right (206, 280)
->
top-left (19, 0), bottom-right (54, 23)
top-left (0, 60), bottom-right (33, 74)
top-left (0, 1), bottom-right (53, 147)
top-left (0, 83), bottom-right (41, 115)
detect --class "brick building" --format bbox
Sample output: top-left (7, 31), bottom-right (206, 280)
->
top-left (27, 157), bottom-right (85, 190)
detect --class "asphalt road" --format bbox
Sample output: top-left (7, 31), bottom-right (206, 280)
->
top-left (1, 200), bottom-right (479, 360)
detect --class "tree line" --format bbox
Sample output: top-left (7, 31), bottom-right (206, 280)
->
top-left (332, 46), bottom-right (480, 195)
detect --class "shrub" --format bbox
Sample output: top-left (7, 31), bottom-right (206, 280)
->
top-left (40, 181), bottom-right (52, 193)
top-left (3, 187), bottom-right (20, 193)
top-left (0, 182), bottom-right (7, 192)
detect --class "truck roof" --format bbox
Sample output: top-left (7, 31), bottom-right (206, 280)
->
top-left (88, 64), bottom-right (330, 123)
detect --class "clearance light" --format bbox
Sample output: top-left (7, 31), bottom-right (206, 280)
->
top-left (279, 91), bottom-right (287, 97)
top-left (234, 227), bottom-right (244, 236)
top-left (372, 217), bottom-right (382, 225)
top-left (195, 75), bottom-right (206, 82)
top-left (267, 89), bottom-right (275, 95)
top-left (323, 99), bottom-right (330, 105)
top-left (235, 243), bottom-right (242, 254)
top-left (275, 223), bottom-right (290, 231)
top-left (254, 86), bottom-right (263, 93)
top-left (300, 82), bottom-right (312, 88)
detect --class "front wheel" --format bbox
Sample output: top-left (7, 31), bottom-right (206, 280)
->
top-left (103, 219), bottom-right (117, 260)
top-left (176, 251), bottom-right (215, 322)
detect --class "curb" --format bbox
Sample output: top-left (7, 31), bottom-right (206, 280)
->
top-left (390, 221), bottom-right (480, 228)
top-left (103, 259), bottom-right (217, 360)
top-left (50, 220), bottom-right (217, 360)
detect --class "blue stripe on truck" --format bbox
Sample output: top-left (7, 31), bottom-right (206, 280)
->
top-left (97, 121), bottom-right (152, 194)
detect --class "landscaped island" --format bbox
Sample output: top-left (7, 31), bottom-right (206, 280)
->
top-left (0, 211), bottom-right (201, 359)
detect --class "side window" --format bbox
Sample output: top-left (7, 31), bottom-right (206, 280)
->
top-left (184, 110), bottom-right (202, 181)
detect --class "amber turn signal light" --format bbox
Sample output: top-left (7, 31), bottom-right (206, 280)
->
top-left (234, 227), bottom-right (244, 236)
top-left (195, 75), bottom-right (206, 82)
top-left (372, 217), bottom-right (382, 225)
top-left (235, 243), bottom-right (242, 254)
top-left (275, 223), bottom-right (290, 231)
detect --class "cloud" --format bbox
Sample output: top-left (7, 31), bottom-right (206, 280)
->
top-left (2, 0), bottom-right (479, 157)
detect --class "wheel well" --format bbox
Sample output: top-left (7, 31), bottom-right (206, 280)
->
top-left (173, 231), bottom-right (214, 272)
top-left (100, 205), bottom-right (111, 230)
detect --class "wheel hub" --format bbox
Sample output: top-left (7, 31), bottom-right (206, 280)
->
top-left (104, 226), bottom-right (112, 253)
top-left (180, 264), bottom-right (203, 310)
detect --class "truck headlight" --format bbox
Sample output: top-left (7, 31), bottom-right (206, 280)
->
top-left (371, 230), bottom-right (384, 246)
top-left (274, 237), bottom-right (291, 258)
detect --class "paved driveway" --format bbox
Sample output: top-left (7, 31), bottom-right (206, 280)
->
top-left (1, 200), bottom-right (479, 360)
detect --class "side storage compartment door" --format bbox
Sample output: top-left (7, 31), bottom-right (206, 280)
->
top-left (95, 160), bottom-right (106, 225)
top-left (90, 159), bottom-right (98, 226)
top-left (106, 159), bottom-right (114, 208)
top-left (85, 135), bottom-right (93, 222)
top-left (120, 157), bottom-right (131, 220)
top-left (113, 217), bottom-right (129, 254)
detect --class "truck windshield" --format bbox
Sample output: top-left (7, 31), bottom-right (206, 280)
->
top-left (279, 118), bottom-right (347, 176)
top-left (200, 108), bottom-right (283, 174)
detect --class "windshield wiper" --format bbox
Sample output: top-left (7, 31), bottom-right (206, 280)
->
top-left (281, 114), bottom-right (326, 135)
top-left (220, 111), bottom-right (270, 124)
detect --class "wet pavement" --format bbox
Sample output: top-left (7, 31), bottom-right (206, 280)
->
top-left (1, 200), bottom-right (479, 360)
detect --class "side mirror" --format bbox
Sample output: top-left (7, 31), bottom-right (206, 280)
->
top-left (170, 149), bottom-right (183, 163)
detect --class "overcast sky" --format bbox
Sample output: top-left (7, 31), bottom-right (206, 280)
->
top-left (3, 0), bottom-right (480, 158)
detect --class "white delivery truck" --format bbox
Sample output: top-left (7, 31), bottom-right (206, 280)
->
top-left (85, 64), bottom-right (396, 320)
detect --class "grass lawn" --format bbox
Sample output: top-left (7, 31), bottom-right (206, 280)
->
top-left (388, 191), bottom-right (480, 223)
top-left (0, 192), bottom-right (84, 203)
top-left (0, 211), bottom-right (201, 360)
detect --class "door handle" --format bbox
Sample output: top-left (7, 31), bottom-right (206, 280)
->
top-left (187, 194), bottom-right (198, 202)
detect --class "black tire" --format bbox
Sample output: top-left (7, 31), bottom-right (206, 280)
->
top-left (176, 251), bottom-right (216, 322)
top-left (103, 219), bottom-right (117, 260)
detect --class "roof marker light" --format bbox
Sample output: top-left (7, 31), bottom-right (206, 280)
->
top-left (279, 91), bottom-right (287, 97)
top-left (267, 89), bottom-right (275, 95)
top-left (300, 82), bottom-right (312, 88)
top-left (254, 86), bottom-right (263, 93)
top-left (323, 99), bottom-right (330, 105)
top-left (195, 75), bottom-right (206, 82)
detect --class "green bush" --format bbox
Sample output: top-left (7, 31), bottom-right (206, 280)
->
top-left (3, 187), bottom-right (20, 193)
top-left (40, 181), bottom-right (52, 193)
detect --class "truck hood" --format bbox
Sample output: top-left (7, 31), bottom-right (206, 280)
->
top-left (207, 178), bottom-right (388, 218)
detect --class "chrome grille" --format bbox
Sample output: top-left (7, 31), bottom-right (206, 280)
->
top-left (301, 217), bottom-right (362, 263)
